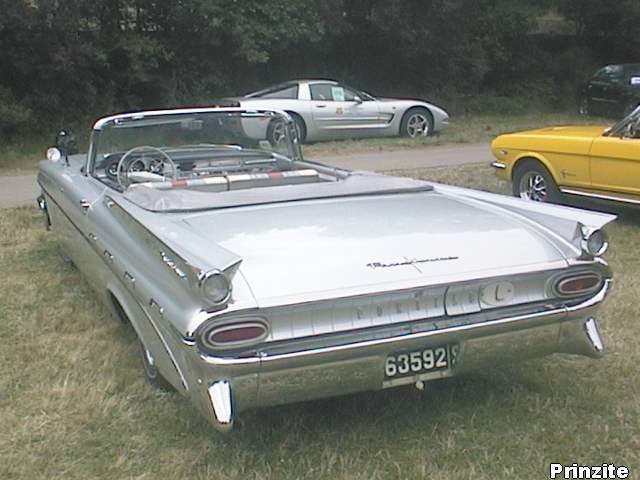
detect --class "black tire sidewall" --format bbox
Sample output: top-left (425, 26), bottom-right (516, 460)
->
top-left (401, 108), bottom-right (433, 137)
top-left (512, 160), bottom-right (561, 203)
top-left (267, 118), bottom-right (285, 146)
top-left (139, 340), bottom-right (174, 391)
top-left (578, 97), bottom-right (589, 116)
top-left (290, 114), bottom-right (306, 143)
top-left (267, 115), bottom-right (306, 145)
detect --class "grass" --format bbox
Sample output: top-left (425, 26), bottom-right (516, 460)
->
top-left (304, 112), bottom-right (611, 158)
top-left (1, 163), bottom-right (639, 479)
top-left (0, 134), bottom-right (50, 174)
top-left (0, 111), bottom-right (611, 174)
top-left (0, 127), bottom-right (90, 175)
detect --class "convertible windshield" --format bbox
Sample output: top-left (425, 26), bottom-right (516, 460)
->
top-left (605, 105), bottom-right (640, 136)
top-left (90, 110), bottom-right (300, 189)
top-left (89, 108), bottom-right (432, 212)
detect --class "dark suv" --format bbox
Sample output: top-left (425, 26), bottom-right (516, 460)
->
top-left (578, 64), bottom-right (640, 118)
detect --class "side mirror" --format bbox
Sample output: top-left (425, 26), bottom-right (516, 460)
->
top-left (49, 130), bottom-right (78, 165)
top-left (353, 95), bottom-right (363, 104)
top-left (56, 130), bottom-right (78, 155)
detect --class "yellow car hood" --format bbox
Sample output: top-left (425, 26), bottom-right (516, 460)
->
top-left (493, 125), bottom-right (609, 155)
top-left (516, 125), bottom-right (608, 138)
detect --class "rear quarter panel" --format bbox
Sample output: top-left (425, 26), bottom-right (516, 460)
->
top-left (38, 159), bottom-right (197, 392)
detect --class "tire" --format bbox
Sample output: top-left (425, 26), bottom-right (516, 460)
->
top-left (400, 108), bottom-right (434, 138)
top-left (512, 159), bottom-right (561, 204)
top-left (139, 340), bottom-right (174, 392)
top-left (578, 97), bottom-right (590, 116)
top-left (108, 293), bottom-right (174, 391)
top-left (267, 114), bottom-right (306, 146)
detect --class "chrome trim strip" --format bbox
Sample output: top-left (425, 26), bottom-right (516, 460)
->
top-left (196, 279), bottom-right (611, 366)
top-left (211, 260), bottom-right (570, 314)
top-left (139, 301), bottom-right (190, 391)
top-left (560, 187), bottom-right (640, 205)
top-left (491, 161), bottom-right (507, 169)
top-left (94, 107), bottom-right (269, 130)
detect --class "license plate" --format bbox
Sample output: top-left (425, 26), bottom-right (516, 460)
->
top-left (384, 344), bottom-right (459, 379)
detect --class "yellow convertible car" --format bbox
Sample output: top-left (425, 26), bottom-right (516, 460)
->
top-left (491, 107), bottom-right (640, 205)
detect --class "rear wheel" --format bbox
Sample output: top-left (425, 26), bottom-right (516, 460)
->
top-left (512, 160), bottom-right (561, 203)
top-left (139, 340), bottom-right (174, 392)
top-left (267, 114), bottom-right (306, 145)
top-left (400, 108), bottom-right (433, 138)
top-left (110, 294), bottom-right (174, 391)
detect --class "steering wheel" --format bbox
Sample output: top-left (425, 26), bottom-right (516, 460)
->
top-left (116, 145), bottom-right (178, 189)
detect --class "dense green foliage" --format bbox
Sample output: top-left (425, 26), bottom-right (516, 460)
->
top-left (0, 0), bottom-right (638, 135)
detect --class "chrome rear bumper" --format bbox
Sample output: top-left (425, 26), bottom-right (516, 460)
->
top-left (190, 280), bottom-right (611, 431)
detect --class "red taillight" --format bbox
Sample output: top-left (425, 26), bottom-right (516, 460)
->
top-left (556, 274), bottom-right (601, 296)
top-left (203, 322), bottom-right (268, 349)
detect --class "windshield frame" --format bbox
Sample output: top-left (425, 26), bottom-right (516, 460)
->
top-left (86, 108), bottom-right (303, 178)
top-left (604, 105), bottom-right (640, 137)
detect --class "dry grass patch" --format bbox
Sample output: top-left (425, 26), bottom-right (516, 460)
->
top-left (1, 165), bottom-right (639, 479)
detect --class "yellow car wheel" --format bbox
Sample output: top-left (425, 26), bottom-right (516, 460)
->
top-left (512, 160), bottom-right (561, 203)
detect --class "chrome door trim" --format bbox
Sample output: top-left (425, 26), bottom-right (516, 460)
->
top-left (560, 187), bottom-right (640, 205)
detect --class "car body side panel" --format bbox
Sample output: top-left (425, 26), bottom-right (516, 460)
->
top-left (38, 161), bottom-right (195, 393)
top-left (36, 107), bottom-right (616, 432)
top-left (491, 126), bottom-right (607, 188)
top-left (239, 81), bottom-right (449, 141)
top-left (240, 98), bottom-right (315, 139)
top-left (590, 135), bottom-right (640, 195)
top-left (310, 99), bottom-right (382, 132)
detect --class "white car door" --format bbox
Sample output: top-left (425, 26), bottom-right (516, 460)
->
top-left (310, 83), bottom-right (380, 134)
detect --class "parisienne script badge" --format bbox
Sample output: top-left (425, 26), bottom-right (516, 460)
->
top-left (366, 256), bottom-right (459, 269)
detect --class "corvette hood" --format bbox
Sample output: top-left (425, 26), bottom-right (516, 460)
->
top-left (180, 192), bottom-right (568, 306)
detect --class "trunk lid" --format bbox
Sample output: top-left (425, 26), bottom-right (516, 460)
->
top-left (180, 192), bottom-right (567, 306)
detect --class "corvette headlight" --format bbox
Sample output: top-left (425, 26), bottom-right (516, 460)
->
top-left (581, 228), bottom-right (608, 257)
top-left (199, 270), bottom-right (231, 305)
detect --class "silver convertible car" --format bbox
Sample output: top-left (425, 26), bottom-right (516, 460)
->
top-left (37, 108), bottom-right (615, 432)
top-left (226, 79), bottom-right (450, 144)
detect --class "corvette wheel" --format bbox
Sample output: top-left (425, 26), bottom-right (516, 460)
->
top-left (512, 161), bottom-right (561, 203)
top-left (401, 109), bottom-right (433, 138)
top-left (267, 118), bottom-right (287, 145)
top-left (267, 116), bottom-right (305, 146)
